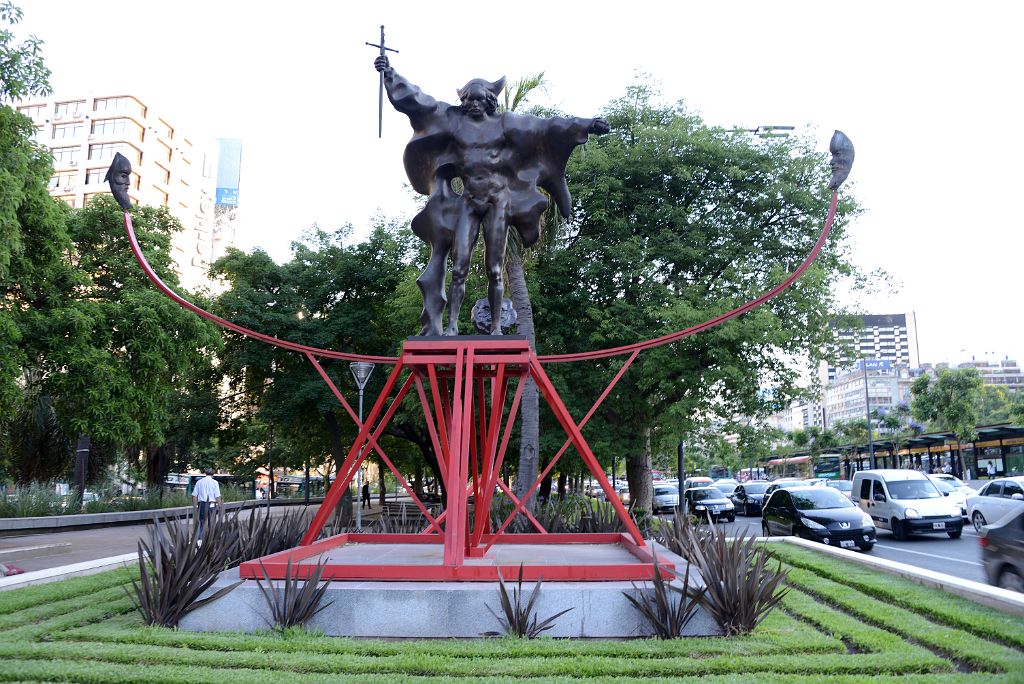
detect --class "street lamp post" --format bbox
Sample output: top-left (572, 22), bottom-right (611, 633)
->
top-left (350, 362), bottom-right (375, 531)
top-left (863, 361), bottom-right (876, 469)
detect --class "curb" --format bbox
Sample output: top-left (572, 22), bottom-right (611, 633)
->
top-left (0, 552), bottom-right (137, 591)
top-left (778, 536), bottom-right (1024, 616)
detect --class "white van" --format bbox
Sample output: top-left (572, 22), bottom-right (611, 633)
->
top-left (850, 470), bottom-right (963, 540)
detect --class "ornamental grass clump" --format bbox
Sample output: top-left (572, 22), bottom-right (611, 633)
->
top-left (485, 563), bottom-right (573, 638)
top-left (127, 510), bottom-right (242, 628)
top-left (255, 556), bottom-right (334, 631)
top-left (623, 552), bottom-right (705, 639)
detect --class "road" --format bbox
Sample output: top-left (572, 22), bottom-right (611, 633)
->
top-left (722, 515), bottom-right (987, 584)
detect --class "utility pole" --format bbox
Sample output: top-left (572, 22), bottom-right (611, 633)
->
top-left (863, 361), bottom-right (876, 469)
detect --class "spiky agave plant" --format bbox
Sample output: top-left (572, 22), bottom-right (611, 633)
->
top-left (680, 523), bottom-right (789, 636)
top-left (484, 563), bottom-right (573, 638)
top-left (127, 510), bottom-right (242, 627)
top-left (255, 555), bottom-right (334, 631)
top-left (623, 552), bottom-right (705, 639)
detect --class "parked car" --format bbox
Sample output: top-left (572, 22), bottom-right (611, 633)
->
top-left (683, 476), bottom-right (714, 491)
top-left (615, 485), bottom-right (631, 505)
top-left (711, 480), bottom-right (739, 497)
top-left (927, 475), bottom-right (969, 519)
top-left (652, 484), bottom-right (679, 514)
top-left (980, 507), bottom-right (1024, 592)
top-left (851, 470), bottom-right (963, 540)
top-left (682, 486), bottom-right (735, 523)
top-left (930, 473), bottom-right (977, 496)
top-left (763, 479), bottom-right (809, 499)
top-left (762, 486), bottom-right (876, 552)
top-left (967, 476), bottom-right (1024, 532)
top-left (731, 481), bottom-right (771, 516)
top-left (825, 479), bottom-right (854, 499)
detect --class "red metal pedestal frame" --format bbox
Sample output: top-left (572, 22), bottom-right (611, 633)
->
top-left (240, 337), bottom-right (664, 581)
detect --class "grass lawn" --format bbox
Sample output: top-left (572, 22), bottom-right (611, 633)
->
top-left (0, 544), bottom-right (1021, 683)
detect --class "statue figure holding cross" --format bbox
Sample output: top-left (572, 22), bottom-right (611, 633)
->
top-left (373, 54), bottom-right (609, 336)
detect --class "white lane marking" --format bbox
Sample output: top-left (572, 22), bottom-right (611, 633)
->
top-left (874, 544), bottom-right (983, 566)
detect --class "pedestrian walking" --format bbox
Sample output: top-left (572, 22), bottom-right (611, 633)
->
top-left (362, 481), bottom-right (372, 509)
top-left (191, 467), bottom-right (222, 544)
top-left (987, 462), bottom-right (996, 479)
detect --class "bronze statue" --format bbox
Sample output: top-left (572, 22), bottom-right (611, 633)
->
top-left (104, 152), bottom-right (133, 211)
top-left (374, 55), bottom-right (609, 335)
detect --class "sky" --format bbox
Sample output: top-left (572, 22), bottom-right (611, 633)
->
top-left (14, 0), bottom-right (1024, 367)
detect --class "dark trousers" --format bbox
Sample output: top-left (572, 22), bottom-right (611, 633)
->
top-left (197, 501), bottom-right (215, 539)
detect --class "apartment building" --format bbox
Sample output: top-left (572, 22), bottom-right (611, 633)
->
top-left (16, 94), bottom-right (231, 290)
top-left (821, 312), bottom-right (921, 384)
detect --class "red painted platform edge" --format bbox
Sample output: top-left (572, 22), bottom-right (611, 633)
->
top-left (238, 532), bottom-right (674, 582)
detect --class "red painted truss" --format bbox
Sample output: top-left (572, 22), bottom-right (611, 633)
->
top-left (240, 337), bottom-right (665, 581)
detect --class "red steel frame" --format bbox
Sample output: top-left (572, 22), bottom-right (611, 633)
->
top-left (240, 337), bottom-right (661, 581)
top-left (119, 190), bottom-right (839, 582)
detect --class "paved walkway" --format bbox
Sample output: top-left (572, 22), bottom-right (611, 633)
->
top-left (1, 500), bottom-right (389, 575)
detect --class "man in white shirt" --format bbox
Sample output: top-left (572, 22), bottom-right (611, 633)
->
top-left (192, 467), bottom-right (222, 543)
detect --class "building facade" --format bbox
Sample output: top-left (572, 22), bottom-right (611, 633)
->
top-left (16, 94), bottom-right (229, 290)
top-left (822, 361), bottom-right (914, 428)
top-left (822, 312), bottom-right (920, 384)
top-left (956, 357), bottom-right (1023, 394)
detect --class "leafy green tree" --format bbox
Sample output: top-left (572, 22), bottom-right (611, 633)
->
top-left (911, 368), bottom-right (983, 477)
top-left (210, 223), bottom-right (427, 500)
top-left (534, 82), bottom-right (863, 511)
top-left (977, 384), bottom-right (1013, 424)
top-left (0, 2), bottom-right (50, 103)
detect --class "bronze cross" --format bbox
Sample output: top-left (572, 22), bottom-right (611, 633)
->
top-left (366, 25), bottom-right (399, 138)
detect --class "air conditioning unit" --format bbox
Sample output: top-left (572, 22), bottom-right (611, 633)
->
top-left (87, 134), bottom-right (95, 140)
top-left (68, 161), bottom-right (78, 166)
top-left (62, 186), bottom-right (73, 192)
top-left (53, 113), bottom-right (64, 121)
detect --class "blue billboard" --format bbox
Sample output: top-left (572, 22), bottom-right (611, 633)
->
top-left (215, 138), bottom-right (242, 207)
top-left (859, 359), bottom-right (892, 371)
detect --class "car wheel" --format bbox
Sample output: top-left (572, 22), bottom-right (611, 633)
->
top-left (998, 568), bottom-right (1024, 593)
top-left (947, 528), bottom-right (962, 539)
top-left (891, 518), bottom-right (907, 541)
top-left (858, 543), bottom-right (874, 552)
top-left (761, 522), bottom-right (770, 537)
top-left (726, 514), bottom-right (735, 523)
top-left (972, 511), bottom-right (987, 532)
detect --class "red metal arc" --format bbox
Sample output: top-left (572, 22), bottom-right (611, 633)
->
top-left (120, 190), bottom-right (837, 364)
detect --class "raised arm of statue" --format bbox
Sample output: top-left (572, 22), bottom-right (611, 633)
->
top-left (374, 55), bottom-right (441, 125)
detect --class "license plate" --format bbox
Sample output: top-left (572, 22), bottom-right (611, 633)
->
top-left (840, 540), bottom-right (856, 548)
top-left (932, 522), bottom-right (945, 529)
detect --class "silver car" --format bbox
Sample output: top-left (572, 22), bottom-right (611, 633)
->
top-left (967, 477), bottom-right (1024, 532)
top-left (652, 484), bottom-right (679, 513)
top-left (980, 507), bottom-right (1024, 592)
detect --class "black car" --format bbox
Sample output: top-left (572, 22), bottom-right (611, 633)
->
top-left (731, 481), bottom-right (771, 516)
top-left (980, 507), bottom-right (1024, 592)
top-left (683, 487), bottom-right (736, 523)
top-left (762, 486), bottom-right (876, 552)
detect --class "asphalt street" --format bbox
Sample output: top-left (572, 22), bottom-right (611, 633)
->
top-left (725, 515), bottom-right (987, 583)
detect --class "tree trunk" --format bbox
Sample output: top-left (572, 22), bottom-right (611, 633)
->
top-left (508, 251), bottom-right (540, 509)
top-left (557, 470), bottom-right (568, 500)
top-left (323, 411), bottom-right (353, 528)
top-left (626, 427), bottom-right (654, 513)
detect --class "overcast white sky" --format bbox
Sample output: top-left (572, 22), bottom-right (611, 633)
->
top-left (16, 0), bottom-right (1024, 367)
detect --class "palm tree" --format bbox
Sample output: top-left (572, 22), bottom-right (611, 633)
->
top-left (497, 74), bottom-right (549, 506)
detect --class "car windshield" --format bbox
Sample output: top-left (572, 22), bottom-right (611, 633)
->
top-left (654, 486), bottom-right (677, 496)
top-left (744, 483), bottom-right (769, 494)
top-left (713, 483), bottom-right (737, 494)
top-left (887, 479), bottom-right (942, 499)
top-left (688, 488), bottom-right (720, 502)
top-left (791, 489), bottom-right (855, 510)
top-left (930, 478), bottom-right (955, 493)
top-left (827, 481), bottom-right (852, 492)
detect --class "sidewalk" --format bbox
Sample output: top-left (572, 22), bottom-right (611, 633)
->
top-left (0, 498), bottom-right (390, 576)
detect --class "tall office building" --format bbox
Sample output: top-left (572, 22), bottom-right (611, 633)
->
top-left (821, 312), bottom-right (921, 384)
top-left (15, 94), bottom-right (228, 290)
